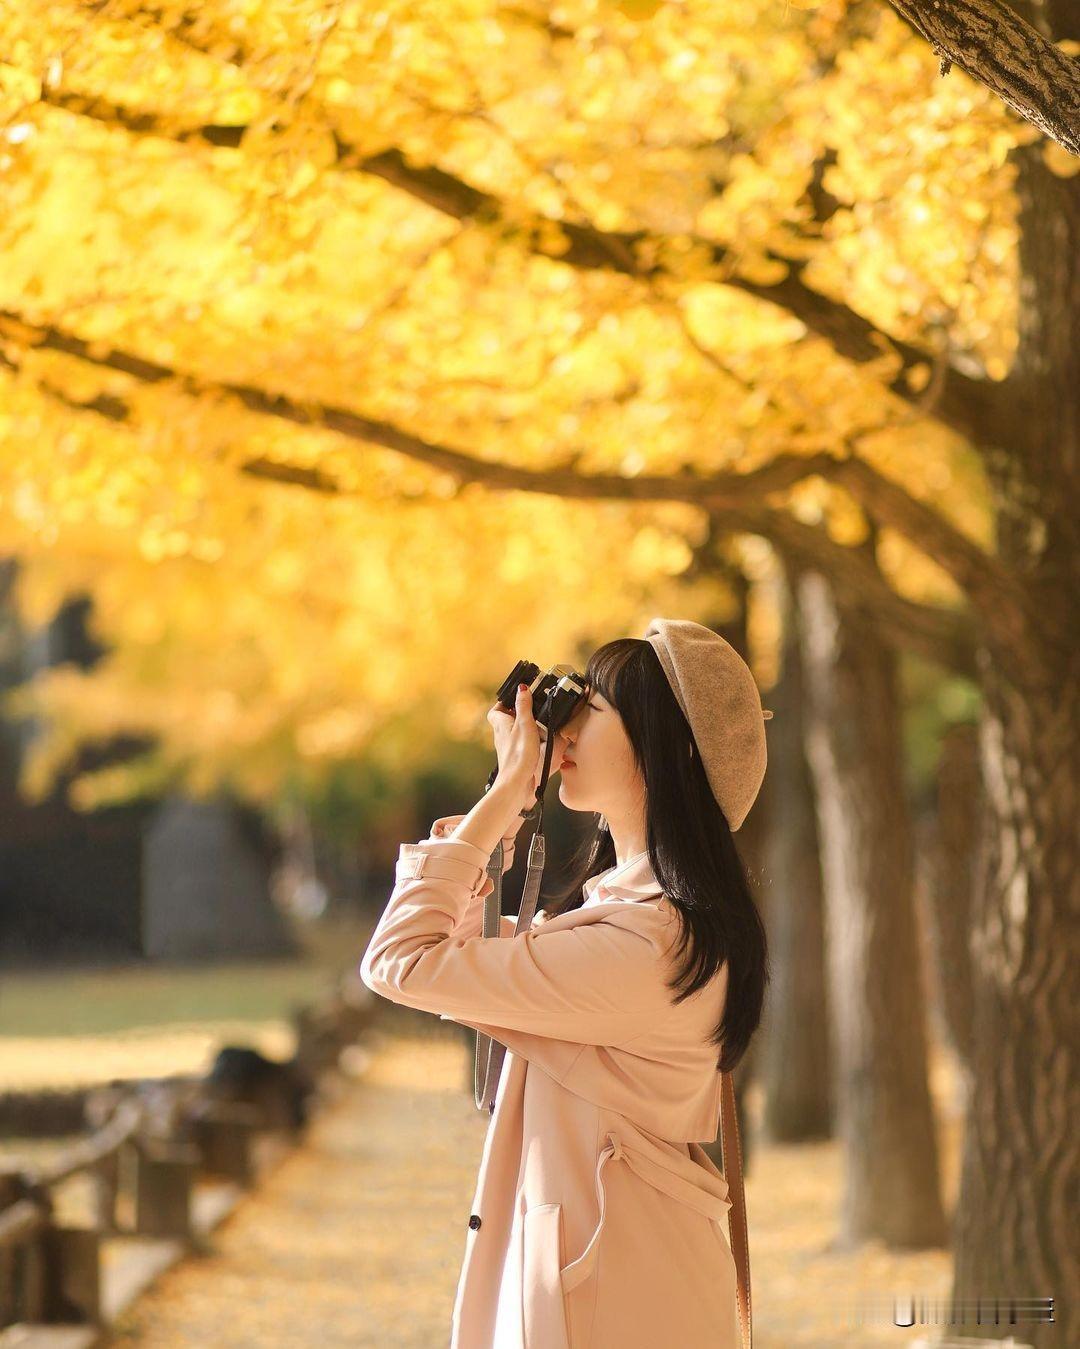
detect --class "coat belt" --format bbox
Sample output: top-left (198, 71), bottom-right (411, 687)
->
top-left (560, 1130), bottom-right (732, 1295)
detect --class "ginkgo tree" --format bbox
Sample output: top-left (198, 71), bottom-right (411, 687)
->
top-left (3, 0), bottom-right (1020, 802)
top-left (0, 1), bottom-right (1076, 1342)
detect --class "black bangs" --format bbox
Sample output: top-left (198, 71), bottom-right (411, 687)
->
top-left (584, 638), bottom-right (641, 707)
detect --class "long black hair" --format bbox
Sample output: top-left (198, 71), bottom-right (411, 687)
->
top-left (541, 638), bottom-right (769, 1074)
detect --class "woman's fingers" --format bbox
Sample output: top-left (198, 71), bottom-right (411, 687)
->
top-left (431, 813), bottom-right (468, 837)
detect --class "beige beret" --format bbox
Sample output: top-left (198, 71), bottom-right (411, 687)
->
top-left (643, 617), bottom-right (773, 832)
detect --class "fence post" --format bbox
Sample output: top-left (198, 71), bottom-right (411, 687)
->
top-left (189, 1103), bottom-right (261, 1185)
top-left (89, 1150), bottom-right (120, 1237)
top-left (132, 1142), bottom-right (198, 1240)
top-left (0, 1170), bottom-right (21, 1325)
top-left (21, 1232), bottom-right (46, 1324)
top-left (40, 1223), bottom-right (100, 1326)
top-left (0, 1185), bottom-right (48, 1325)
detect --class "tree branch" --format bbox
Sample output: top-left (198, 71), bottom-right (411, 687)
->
top-left (887, 0), bottom-right (1080, 157)
top-left (718, 505), bottom-right (978, 675)
top-left (34, 85), bottom-right (995, 447)
top-left (1, 305), bottom-right (1008, 666)
top-left (826, 452), bottom-right (1027, 638)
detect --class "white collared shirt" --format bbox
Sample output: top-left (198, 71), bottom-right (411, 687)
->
top-left (581, 849), bottom-right (665, 907)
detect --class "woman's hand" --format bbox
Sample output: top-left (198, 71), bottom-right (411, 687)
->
top-left (431, 812), bottom-right (514, 843)
top-left (430, 812), bottom-right (520, 867)
top-left (429, 813), bottom-right (467, 838)
top-left (487, 684), bottom-right (550, 815)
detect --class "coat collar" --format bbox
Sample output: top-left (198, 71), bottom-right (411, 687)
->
top-left (582, 849), bottom-right (664, 904)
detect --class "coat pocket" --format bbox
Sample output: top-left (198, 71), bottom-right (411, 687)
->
top-left (521, 1202), bottom-right (571, 1349)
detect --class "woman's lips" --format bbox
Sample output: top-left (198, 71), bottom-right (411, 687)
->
top-left (559, 759), bottom-right (575, 770)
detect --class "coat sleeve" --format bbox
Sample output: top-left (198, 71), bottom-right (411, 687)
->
top-left (357, 836), bottom-right (670, 1047)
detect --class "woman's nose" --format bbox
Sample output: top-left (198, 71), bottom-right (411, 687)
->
top-left (555, 700), bottom-right (586, 750)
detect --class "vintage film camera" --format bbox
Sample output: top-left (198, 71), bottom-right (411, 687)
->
top-left (486, 661), bottom-right (589, 808)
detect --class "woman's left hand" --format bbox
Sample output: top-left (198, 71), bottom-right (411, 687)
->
top-left (430, 814), bottom-right (467, 839)
top-left (430, 812), bottom-right (518, 866)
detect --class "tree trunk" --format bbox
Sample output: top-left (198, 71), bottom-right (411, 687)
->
top-left (797, 569), bottom-right (947, 1247)
top-left (759, 563), bottom-right (832, 1143)
top-left (925, 721), bottom-right (982, 1075)
top-left (951, 669), bottom-right (1077, 1343)
top-left (948, 30), bottom-right (1080, 1331)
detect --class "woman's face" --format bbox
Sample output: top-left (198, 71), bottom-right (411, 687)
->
top-left (554, 685), bottom-right (644, 820)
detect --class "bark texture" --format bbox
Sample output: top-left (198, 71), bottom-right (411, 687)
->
top-left (889, 0), bottom-right (1080, 156)
top-left (759, 563), bottom-right (833, 1143)
top-left (925, 722), bottom-right (982, 1075)
top-left (797, 569), bottom-right (947, 1247)
top-left (946, 28), bottom-right (1080, 1326)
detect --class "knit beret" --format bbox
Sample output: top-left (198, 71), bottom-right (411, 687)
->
top-left (643, 617), bottom-right (773, 832)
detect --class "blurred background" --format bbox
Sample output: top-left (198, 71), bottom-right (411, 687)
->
top-left (1, 0), bottom-right (1076, 1346)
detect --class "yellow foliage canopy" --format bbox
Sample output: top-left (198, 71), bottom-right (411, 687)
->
top-left (0, 0), bottom-right (1025, 806)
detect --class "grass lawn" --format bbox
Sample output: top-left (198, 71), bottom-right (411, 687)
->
top-left (0, 914), bottom-right (374, 1090)
top-left (0, 914), bottom-right (371, 1037)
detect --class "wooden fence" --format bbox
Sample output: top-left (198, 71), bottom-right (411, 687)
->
top-left (0, 979), bottom-right (374, 1348)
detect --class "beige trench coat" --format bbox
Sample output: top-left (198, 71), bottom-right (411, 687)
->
top-left (358, 828), bottom-right (740, 1349)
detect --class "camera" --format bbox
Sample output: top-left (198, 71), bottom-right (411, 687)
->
top-left (485, 661), bottom-right (589, 804)
top-left (495, 660), bottom-right (589, 735)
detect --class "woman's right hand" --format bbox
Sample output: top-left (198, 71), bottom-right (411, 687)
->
top-left (487, 684), bottom-right (551, 812)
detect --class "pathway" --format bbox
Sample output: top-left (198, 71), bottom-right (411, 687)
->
top-left (108, 1025), bottom-right (956, 1347)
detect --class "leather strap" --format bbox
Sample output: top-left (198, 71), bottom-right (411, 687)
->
top-left (720, 1067), bottom-right (752, 1349)
top-left (474, 834), bottom-right (546, 1113)
top-left (475, 837), bottom-right (752, 1349)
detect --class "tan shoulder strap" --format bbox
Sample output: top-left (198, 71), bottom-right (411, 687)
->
top-left (720, 1069), bottom-right (752, 1349)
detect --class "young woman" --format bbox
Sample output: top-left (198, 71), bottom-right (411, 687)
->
top-left (359, 619), bottom-right (771, 1348)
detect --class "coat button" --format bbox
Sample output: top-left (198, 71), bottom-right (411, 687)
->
top-left (468, 1214), bottom-right (482, 1230)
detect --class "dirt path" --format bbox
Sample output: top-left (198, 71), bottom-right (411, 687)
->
top-left (110, 1028), bottom-right (484, 1348)
top-left (110, 1027), bottom-right (954, 1348)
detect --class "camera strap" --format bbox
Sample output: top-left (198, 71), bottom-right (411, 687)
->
top-left (472, 827), bottom-right (752, 1349)
top-left (475, 689), bottom-right (558, 1117)
top-left (473, 830), bottom-right (544, 1113)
